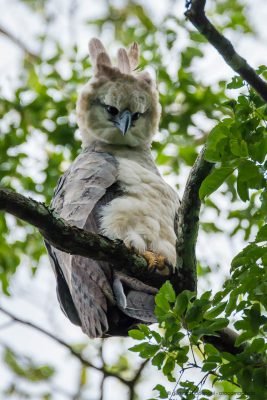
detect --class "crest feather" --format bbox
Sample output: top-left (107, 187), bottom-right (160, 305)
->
top-left (117, 48), bottom-right (131, 74)
top-left (87, 38), bottom-right (153, 84)
top-left (96, 52), bottom-right (112, 67)
top-left (88, 38), bottom-right (111, 71)
top-left (128, 42), bottom-right (139, 70)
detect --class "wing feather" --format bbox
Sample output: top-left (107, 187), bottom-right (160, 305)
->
top-left (47, 146), bottom-right (120, 337)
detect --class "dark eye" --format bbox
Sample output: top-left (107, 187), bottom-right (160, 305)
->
top-left (105, 105), bottom-right (119, 116)
top-left (132, 112), bottom-right (141, 121)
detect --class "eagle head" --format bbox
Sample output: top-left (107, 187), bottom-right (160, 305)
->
top-left (76, 38), bottom-right (161, 148)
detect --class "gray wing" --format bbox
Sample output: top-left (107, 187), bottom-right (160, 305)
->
top-left (48, 147), bottom-right (119, 338)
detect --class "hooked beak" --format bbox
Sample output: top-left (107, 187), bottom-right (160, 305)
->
top-left (113, 110), bottom-right (132, 136)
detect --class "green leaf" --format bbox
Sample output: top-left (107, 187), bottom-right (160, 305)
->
top-left (155, 281), bottom-right (176, 314)
top-left (227, 76), bottom-right (244, 89)
top-left (219, 362), bottom-right (241, 378)
top-left (255, 225), bottom-right (267, 242)
top-left (153, 384), bottom-right (168, 399)
top-left (205, 123), bottom-right (230, 162)
top-left (176, 348), bottom-right (189, 365)
top-left (249, 137), bottom-right (267, 162)
top-left (236, 174), bottom-right (249, 201)
top-left (235, 331), bottom-right (253, 346)
top-left (238, 160), bottom-right (262, 185)
top-left (155, 295), bottom-right (170, 312)
top-left (207, 318), bottom-right (229, 331)
top-left (151, 330), bottom-right (162, 343)
top-left (252, 367), bottom-right (267, 396)
top-left (152, 352), bottom-right (166, 369)
top-left (138, 324), bottom-right (151, 336)
top-left (199, 166), bottom-right (235, 199)
top-left (204, 301), bottom-right (227, 319)
top-left (202, 362), bottom-right (217, 372)
top-left (185, 304), bottom-right (203, 323)
top-left (129, 342), bottom-right (148, 352)
top-left (174, 290), bottom-right (194, 317)
top-left (249, 338), bottom-right (265, 353)
top-left (231, 244), bottom-right (266, 269)
top-left (159, 281), bottom-right (176, 303)
top-left (229, 138), bottom-right (248, 157)
top-left (204, 343), bottom-right (220, 355)
top-left (128, 329), bottom-right (146, 340)
top-left (201, 389), bottom-right (213, 396)
top-left (129, 342), bottom-right (159, 358)
top-left (162, 356), bottom-right (175, 376)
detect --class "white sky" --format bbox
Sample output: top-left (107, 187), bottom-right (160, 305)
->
top-left (0, 0), bottom-right (266, 399)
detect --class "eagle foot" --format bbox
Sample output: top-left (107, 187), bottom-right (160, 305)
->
top-left (142, 251), bottom-right (171, 276)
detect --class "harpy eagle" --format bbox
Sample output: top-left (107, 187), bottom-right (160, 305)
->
top-left (46, 39), bottom-right (180, 338)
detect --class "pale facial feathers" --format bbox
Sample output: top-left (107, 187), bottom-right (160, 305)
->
top-left (76, 38), bottom-right (161, 148)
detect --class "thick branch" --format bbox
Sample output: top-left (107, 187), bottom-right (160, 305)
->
top-left (0, 188), bottom-right (169, 287)
top-left (0, 25), bottom-right (39, 60)
top-left (172, 147), bottom-right (213, 293)
top-left (185, 0), bottom-right (267, 102)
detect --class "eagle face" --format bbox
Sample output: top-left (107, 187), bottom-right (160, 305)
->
top-left (76, 41), bottom-right (161, 148)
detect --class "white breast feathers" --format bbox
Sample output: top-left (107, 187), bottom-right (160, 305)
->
top-left (99, 158), bottom-right (180, 267)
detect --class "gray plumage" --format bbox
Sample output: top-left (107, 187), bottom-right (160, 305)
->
top-left (46, 145), bottom-right (162, 337)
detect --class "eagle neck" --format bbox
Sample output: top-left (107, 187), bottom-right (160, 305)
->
top-left (84, 140), bottom-right (157, 171)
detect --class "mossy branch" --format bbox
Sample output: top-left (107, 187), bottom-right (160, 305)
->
top-left (174, 147), bottom-right (213, 293)
top-left (0, 187), bottom-right (168, 288)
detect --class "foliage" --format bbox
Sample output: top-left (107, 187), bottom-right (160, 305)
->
top-left (0, 0), bottom-right (266, 399)
top-left (129, 68), bottom-right (267, 399)
top-left (130, 278), bottom-right (267, 399)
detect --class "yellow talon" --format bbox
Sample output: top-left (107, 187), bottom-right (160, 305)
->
top-left (142, 251), bottom-right (171, 276)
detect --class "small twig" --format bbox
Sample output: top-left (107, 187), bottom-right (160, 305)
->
top-left (0, 305), bottom-right (155, 392)
top-left (99, 340), bottom-right (105, 400)
top-left (131, 359), bottom-right (150, 386)
top-left (0, 25), bottom-right (39, 60)
top-left (0, 306), bottom-right (130, 386)
top-left (185, 0), bottom-right (267, 102)
top-left (169, 368), bottom-right (186, 400)
top-left (210, 370), bottom-right (241, 389)
top-left (188, 331), bottom-right (197, 366)
top-left (195, 371), bottom-right (210, 396)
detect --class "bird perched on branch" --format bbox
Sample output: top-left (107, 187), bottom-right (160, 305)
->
top-left (46, 38), bottom-right (180, 338)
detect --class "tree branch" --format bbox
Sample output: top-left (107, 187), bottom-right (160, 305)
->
top-left (0, 25), bottom-right (39, 60)
top-left (0, 306), bottom-right (129, 385)
top-left (0, 188), bottom-right (169, 288)
top-left (173, 147), bottom-right (214, 293)
top-left (185, 0), bottom-right (267, 102)
top-left (0, 306), bottom-right (155, 391)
